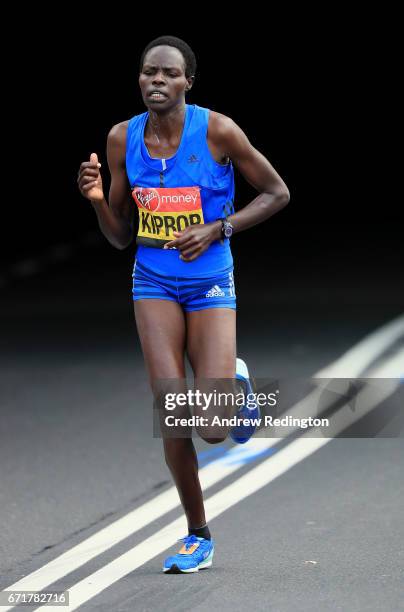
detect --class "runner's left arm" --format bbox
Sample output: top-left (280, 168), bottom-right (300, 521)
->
top-left (163, 114), bottom-right (290, 261)
top-left (209, 114), bottom-right (290, 236)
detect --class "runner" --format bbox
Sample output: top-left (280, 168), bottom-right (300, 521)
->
top-left (77, 35), bottom-right (289, 574)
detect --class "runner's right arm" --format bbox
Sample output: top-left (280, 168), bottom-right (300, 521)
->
top-left (77, 123), bottom-right (135, 250)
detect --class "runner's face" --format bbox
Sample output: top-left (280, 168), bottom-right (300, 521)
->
top-left (139, 46), bottom-right (192, 109)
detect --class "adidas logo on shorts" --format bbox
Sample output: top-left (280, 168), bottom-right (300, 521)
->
top-left (206, 285), bottom-right (225, 298)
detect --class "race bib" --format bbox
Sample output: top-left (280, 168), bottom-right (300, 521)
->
top-left (132, 186), bottom-right (204, 248)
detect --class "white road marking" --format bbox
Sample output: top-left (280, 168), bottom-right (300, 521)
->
top-left (257, 320), bottom-right (404, 438)
top-left (35, 353), bottom-right (403, 611)
top-left (315, 313), bottom-right (404, 378)
top-left (0, 438), bottom-right (277, 607)
top-left (1, 316), bottom-right (403, 610)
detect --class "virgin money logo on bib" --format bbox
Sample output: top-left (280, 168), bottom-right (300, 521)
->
top-left (132, 186), bottom-right (204, 248)
top-left (133, 188), bottom-right (160, 212)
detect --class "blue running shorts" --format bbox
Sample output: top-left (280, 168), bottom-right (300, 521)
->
top-left (132, 259), bottom-right (236, 312)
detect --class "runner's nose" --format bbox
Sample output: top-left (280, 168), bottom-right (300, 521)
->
top-left (152, 71), bottom-right (166, 86)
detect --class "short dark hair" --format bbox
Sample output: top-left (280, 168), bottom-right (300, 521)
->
top-left (139, 36), bottom-right (197, 79)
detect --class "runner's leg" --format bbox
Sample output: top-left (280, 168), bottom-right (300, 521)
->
top-left (134, 299), bottom-right (206, 527)
top-left (186, 307), bottom-right (237, 441)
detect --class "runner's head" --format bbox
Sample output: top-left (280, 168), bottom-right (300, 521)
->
top-left (139, 36), bottom-right (196, 110)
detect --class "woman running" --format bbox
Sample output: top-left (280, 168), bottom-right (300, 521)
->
top-left (78, 35), bottom-right (290, 574)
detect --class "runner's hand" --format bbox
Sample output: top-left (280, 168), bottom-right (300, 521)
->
top-left (77, 153), bottom-right (104, 202)
top-left (164, 223), bottom-right (221, 262)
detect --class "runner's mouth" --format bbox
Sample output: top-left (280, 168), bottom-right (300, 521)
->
top-left (149, 91), bottom-right (168, 100)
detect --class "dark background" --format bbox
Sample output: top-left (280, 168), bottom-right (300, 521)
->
top-left (1, 12), bottom-right (402, 353)
top-left (2, 15), bottom-right (401, 274)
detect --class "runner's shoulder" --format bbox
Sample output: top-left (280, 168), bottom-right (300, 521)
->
top-left (107, 120), bottom-right (130, 146)
top-left (207, 110), bottom-right (239, 145)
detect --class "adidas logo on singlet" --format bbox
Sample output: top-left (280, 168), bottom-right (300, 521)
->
top-left (187, 154), bottom-right (199, 163)
top-left (206, 285), bottom-right (225, 298)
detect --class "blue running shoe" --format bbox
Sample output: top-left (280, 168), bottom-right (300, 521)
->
top-left (163, 534), bottom-right (214, 573)
top-left (229, 357), bottom-right (260, 444)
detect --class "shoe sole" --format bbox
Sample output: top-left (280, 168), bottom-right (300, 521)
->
top-left (163, 550), bottom-right (214, 573)
top-left (230, 357), bottom-right (260, 444)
